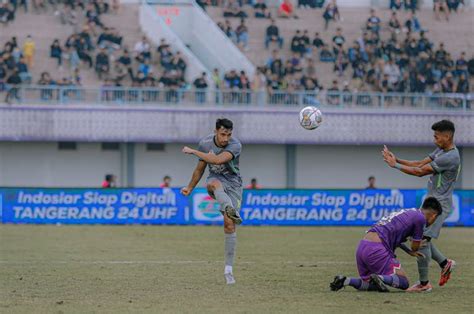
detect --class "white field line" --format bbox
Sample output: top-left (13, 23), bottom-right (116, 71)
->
top-left (0, 260), bottom-right (354, 265)
top-left (0, 260), bottom-right (471, 266)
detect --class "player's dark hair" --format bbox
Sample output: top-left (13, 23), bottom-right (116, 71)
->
top-left (421, 197), bottom-right (442, 217)
top-left (431, 120), bottom-right (455, 134)
top-left (105, 174), bottom-right (113, 182)
top-left (216, 118), bottom-right (233, 130)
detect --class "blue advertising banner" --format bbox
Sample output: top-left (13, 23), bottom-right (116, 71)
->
top-left (1, 188), bottom-right (473, 226)
top-left (0, 188), bottom-right (188, 225)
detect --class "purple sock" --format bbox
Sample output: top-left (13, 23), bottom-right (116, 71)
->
top-left (380, 275), bottom-right (409, 290)
top-left (347, 278), bottom-right (378, 291)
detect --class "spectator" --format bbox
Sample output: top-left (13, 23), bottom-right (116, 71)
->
top-left (290, 30), bottom-right (305, 55)
top-left (447, 0), bottom-right (463, 12)
top-left (118, 49), bottom-right (133, 80)
top-left (22, 35), bottom-right (35, 68)
top-left (320, 44), bottom-right (335, 62)
top-left (17, 57), bottom-right (31, 84)
top-left (434, 0), bottom-right (449, 21)
top-left (383, 59), bottom-right (401, 88)
top-left (223, 0), bottom-right (247, 18)
top-left (322, 0), bottom-right (340, 30)
top-left (159, 175), bottom-right (172, 188)
top-left (417, 31), bottom-right (432, 53)
top-left (254, 0), bottom-right (270, 18)
top-left (102, 174), bottom-right (116, 188)
top-left (388, 11), bottom-right (401, 34)
top-left (265, 19), bottom-right (283, 49)
top-left (170, 51), bottom-right (186, 77)
top-left (235, 18), bottom-right (249, 51)
top-left (212, 68), bottom-right (222, 89)
top-left (246, 178), bottom-right (262, 189)
top-left (332, 27), bottom-right (345, 55)
top-left (134, 36), bottom-right (151, 61)
top-left (334, 49), bottom-right (349, 76)
top-left (95, 48), bottom-right (110, 79)
top-left (278, 0), bottom-right (298, 19)
top-left (455, 73), bottom-right (469, 94)
top-left (467, 54), bottom-right (474, 76)
top-left (0, 3), bottom-right (13, 25)
top-left (366, 9), bottom-right (381, 34)
top-left (58, 5), bottom-right (78, 26)
top-left (5, 69), bottom-right (22, 104)
top-left (366, 176), bottom-right (376, 189)
top-left (312, 32), bottom-right (325, 51)
top-left (301, 30), bottom-right (311, 55)
top-left (390, 0), bottom-right (402, 10)
top-left (193, 72), bottom-right (208, 103)
top-left (455, 52), bottom-right (468, 77)
top-left (327, 79), bottom-right (340, 105)
top-left (266, 49), bottom-right (284, 77)
top-left (159, 46), bottom-right (174, 71)
top-left (50, 39), bottom-right (63, 67)
top-left (404, 12), bottom-right (422, 33)
top-left (138, 58), bottom-right (153, 78)
top-left (223, 19), bottom-right (236, 42)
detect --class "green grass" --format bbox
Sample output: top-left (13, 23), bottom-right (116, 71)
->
top-left (0, 225), bottom-right (473, 313)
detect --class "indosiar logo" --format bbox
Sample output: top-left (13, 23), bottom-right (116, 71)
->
top-left (192, 193), bottom-right (223, 221)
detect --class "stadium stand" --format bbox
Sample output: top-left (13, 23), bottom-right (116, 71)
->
top-left (0, 0), bottom-right (472, 105)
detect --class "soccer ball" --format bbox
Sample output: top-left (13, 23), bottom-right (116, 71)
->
top-left (299, 106), bottom-right (323, 130)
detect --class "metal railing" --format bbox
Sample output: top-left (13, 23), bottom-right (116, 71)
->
top-left (1, 85), bottom-right (472, 110)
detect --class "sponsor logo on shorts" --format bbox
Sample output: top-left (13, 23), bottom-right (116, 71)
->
top-left (192, 193), bottom-right (223, 221)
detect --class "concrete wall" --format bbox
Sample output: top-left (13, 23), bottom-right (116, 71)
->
top-left (0, 142), bottom-right (472, 189)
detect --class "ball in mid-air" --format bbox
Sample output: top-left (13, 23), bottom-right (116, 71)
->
top-left (299, 106), bottom-right (323, 130)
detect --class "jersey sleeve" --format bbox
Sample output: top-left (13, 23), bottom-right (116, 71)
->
top-left (428, 148), bottom-right (440, 161)
top-left (430, 151), bottom-right (458, 174)
top-left (224, 141), bottom-right (242, 160)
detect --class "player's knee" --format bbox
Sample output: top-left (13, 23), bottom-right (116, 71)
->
top-left (224, 221), bottom-right (235, 234)
top-left (206, 181), bottom-right (220, 192)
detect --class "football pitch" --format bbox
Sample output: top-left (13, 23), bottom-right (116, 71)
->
top-left (1, 225), bottom-right (473, 313)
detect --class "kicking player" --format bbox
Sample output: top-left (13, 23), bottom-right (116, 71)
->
top-left (181, 118), bottom-right (243, 285)
top-left (382, 119), bottom-right (460, 292)
top-left (330, 197), bottom-right (442, 292)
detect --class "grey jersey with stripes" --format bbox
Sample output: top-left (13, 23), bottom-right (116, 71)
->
top-left (427, 147), bottom-right (461, 214)
top-left (198, 134), bottom-right (242, 187)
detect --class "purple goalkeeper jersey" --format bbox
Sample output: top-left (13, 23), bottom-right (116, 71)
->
top-left (368, 208), bottom-right (426, 255)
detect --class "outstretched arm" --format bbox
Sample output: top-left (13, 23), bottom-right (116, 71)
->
top-left (182, 146), bottom-right (233, 165)
top-left (181, 160), bottom-right (207, 196)
top-left (382, 145), bottom-right (435, 177)
top-left (383, 145), bottom-right (432, 167)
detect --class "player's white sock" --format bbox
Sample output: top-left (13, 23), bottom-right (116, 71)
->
top-left (225, 265), bottom-right (233, 274)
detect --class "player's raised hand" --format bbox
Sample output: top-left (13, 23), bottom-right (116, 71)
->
top-left (182, 146), bottom-right (195, 154)
top-left (180, 186), bottom-right (192, 196)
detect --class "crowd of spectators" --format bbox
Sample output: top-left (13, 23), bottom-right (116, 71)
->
top-left (1, 0), bottom-right (472, 105)
top-left (215, 0), bottom-right (472, 100)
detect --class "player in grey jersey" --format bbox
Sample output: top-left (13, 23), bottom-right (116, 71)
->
top-left (181, 118), bottom-right (243, 285)
top-left (383, 120), bottom-right (460, 292)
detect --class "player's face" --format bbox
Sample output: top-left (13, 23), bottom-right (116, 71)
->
top-left (433, 131), bottom-right (450, 149)
top-left (215, 127), bottom-right (232, 147)
top-left (425, 211), bottom-right (438, 226)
